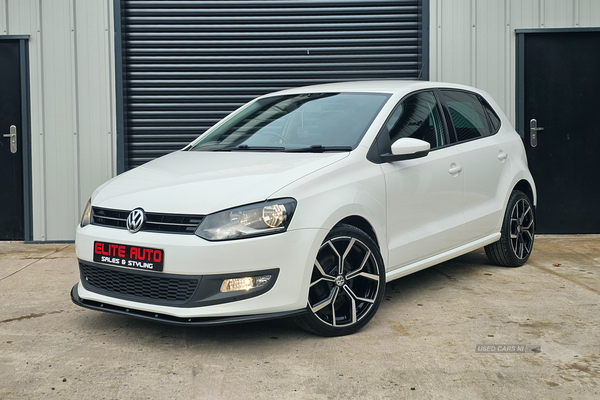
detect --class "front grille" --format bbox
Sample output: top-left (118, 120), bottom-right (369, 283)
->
top-left (92, 208), bottom-right (129, 229)
top-left (92, 207), bottom-right (205, 234)
top-left (80, 263), bottom-right (199, 305)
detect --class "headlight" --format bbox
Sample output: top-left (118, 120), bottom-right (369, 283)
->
top-left (80, 199), bottom-right (92, 227)
top-left (196, 198), bottom-right (297, 241)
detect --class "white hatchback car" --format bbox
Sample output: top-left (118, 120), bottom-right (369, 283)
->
top-left (72, 81), bottom-right (536, 336)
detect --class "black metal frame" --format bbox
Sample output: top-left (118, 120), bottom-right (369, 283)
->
top-left (1, 35), bottom-right (32, 241)
top-left (114, 0), bottom-right (126, 174)
top-left (420, 0), bottom-right (430, 81)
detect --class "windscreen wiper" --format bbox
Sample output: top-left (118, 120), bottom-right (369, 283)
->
top-left (285, 145), bottom-right (353, 153)
top-left (211, 145), bottom-right (286, 152)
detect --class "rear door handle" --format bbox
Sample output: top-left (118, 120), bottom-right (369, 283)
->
top-left (448, 163), bottom-right (462, 176)
top-left (498, 151), bottom-right (508, 161)
top-left (2, 125), bottom-right (17, 154)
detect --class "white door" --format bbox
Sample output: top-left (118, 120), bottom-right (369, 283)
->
top-left (382, 91), bottom-right (467, 269)
top-left (439, 90), bottom-right (512, 241)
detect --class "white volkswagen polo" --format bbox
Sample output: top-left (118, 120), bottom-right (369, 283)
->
top-left (72, 81), bottom-right (536, 336)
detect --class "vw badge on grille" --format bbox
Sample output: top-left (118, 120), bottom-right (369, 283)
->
top-left (126, 208), bottom-right (146, 233)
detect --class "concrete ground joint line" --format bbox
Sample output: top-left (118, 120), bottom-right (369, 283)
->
top-left (433, 268), bottom-right (457, 281)
top-left (529, 262), bottom-right (600, 297)
top-left (0, 244), bottom-right (71, 282)
top-left (535, 237), bottom-right (600, 265)
top-left (0, 310), bottom-right (64, 324)
top-left (566, 247), bottom-right (600, 265)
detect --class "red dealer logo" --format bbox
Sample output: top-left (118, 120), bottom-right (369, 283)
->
top-left (129, 246), bottom-right (162, 263)
top-left (94, 242), bottom-right (125, 258)
top-left (93, 241), bottom-right (164, 271)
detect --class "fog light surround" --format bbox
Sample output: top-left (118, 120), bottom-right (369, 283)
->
top-left (220, 275), bottom-right (272, 292)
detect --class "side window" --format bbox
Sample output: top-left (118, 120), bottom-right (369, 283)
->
top-left (441, 90), bottom-right (491, 141)
top-left (387, 91), bottom-right (447, 149)
top-left (482, 99), bottom-right (502, 133)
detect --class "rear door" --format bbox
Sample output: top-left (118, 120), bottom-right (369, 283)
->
top-left (439, 89), bottom-right (513, 242)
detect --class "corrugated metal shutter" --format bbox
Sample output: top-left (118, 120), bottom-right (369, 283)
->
top-left (120, 0), bottom-right (426, 169)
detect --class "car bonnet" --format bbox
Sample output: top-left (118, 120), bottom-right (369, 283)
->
top-left (90, 150), bottom-right (349, 214)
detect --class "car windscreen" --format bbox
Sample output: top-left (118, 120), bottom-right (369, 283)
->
top-left (188, 92), bottom-right (391, 152)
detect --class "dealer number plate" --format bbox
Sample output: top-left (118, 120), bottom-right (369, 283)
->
top-left (93, 241), bottom-right (164, 271)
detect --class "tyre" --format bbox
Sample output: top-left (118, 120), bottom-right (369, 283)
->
top-left (485, 190), bottom-right (535, 267)
top-left (295, 224), bottom-right (385, 336)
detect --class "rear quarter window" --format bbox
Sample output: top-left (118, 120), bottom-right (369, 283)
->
top-left (482, 99), bottom-right (502, 133)
top-left (440, 90), bottom-right (492, 142)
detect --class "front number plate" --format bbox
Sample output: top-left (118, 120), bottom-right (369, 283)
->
top-left (93, 241), bottom-right (164, 271)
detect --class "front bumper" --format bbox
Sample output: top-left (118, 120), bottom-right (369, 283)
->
top-left (74, 224), bottom-right (326, 319)
top-left (77, 259), bottom-right (280, 307)
top-left (71, 285), bottom-right (306, 326)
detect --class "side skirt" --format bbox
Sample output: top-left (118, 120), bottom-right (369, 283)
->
top-left (385, 233), bottom-right (501, 282)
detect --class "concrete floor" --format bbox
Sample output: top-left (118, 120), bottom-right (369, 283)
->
top-left (0, 237), bottom-right (598, 399)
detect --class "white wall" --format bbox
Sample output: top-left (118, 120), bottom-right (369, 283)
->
top-left (1, 0), bottom-right (116, 241)
top-left (429, 0), bottom-right (600, 123)
top-left (4, 0), bottom-right (600, 240)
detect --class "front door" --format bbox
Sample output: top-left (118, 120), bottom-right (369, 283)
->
top-left (519, 30), bottom-right (600, 233)
top-left (383, 91), bottom-right (466, 269)
top-left (0, 40), bottom-right (24, 240)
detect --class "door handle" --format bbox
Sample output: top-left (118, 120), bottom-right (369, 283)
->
top-left (2, 125), bottom-right (17, 154)
top-left (498, 151), bottom-right (508, 161)
top-left (448, 163), bottom-right (462, 176)
top-left (530, 119), bottom-right (544, 148)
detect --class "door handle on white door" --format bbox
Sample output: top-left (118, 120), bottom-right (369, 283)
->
top-left (498, 151), bottom-right (508, 161)
top-left (448, 163), bottom-right (462, 175)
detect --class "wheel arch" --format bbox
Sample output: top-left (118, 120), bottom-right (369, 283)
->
top-left (334, 215), bottom-right (379, 249)
top-left (512, 178), bottom-right (537, 232)
top-left (513, 179), bottom-right (536, 206)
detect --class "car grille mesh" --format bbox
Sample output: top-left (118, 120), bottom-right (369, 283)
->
top-left (80, 263), bottom-right (199, 304)
top-left (91, 207), bottom-right (205, 234)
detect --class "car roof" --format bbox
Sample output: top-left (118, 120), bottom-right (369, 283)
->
top-left (266, 80), bottom-right (489, 97)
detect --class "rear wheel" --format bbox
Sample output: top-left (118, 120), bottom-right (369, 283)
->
top-left (295, 224), bottom-right (385, 336)
top-left (485, 190), bottom-right (535, 267)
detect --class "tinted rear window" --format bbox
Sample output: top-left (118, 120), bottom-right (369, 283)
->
top-left (441, 90), bottom-right (491, 141)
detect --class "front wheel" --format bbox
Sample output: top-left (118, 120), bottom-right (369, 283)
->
top-left (295, 224), bottom-right (385, 336)
top-left (485, 190), bottom-right (535, 267)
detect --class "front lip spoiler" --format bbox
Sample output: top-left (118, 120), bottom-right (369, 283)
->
top-left (71, 284), bottom-right (306, 327)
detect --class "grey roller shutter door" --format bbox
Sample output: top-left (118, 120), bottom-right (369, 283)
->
top-left (120, 0), bottom-right (426, 169)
